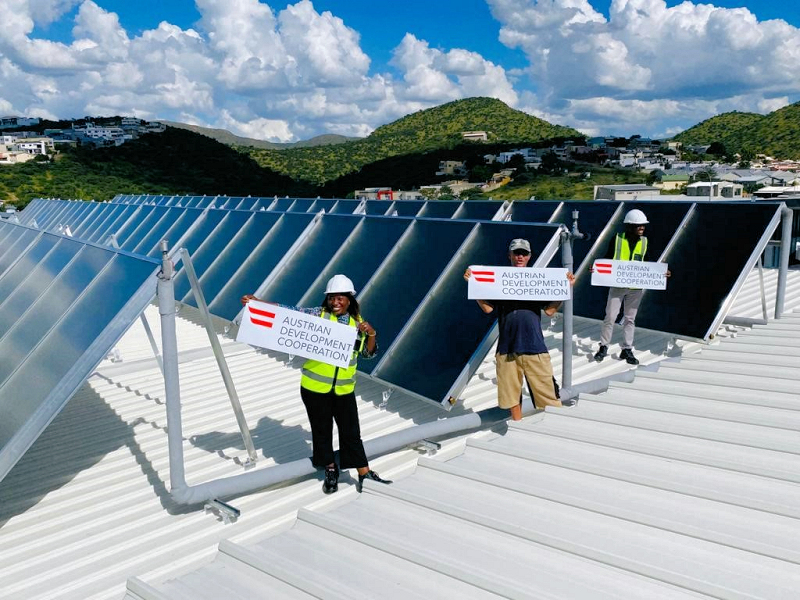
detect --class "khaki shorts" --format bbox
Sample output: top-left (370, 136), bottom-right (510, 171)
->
top-left (496, 352), bottom-right (562, 410)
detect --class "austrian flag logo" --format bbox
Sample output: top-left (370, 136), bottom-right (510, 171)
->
top-left (595, 262), bottom-right (613, 275)
top-left (248, 305), bottom-right (275, 328)
top-left (472, 269), bottom-right (495, 283)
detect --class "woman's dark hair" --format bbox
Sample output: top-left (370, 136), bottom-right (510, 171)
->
top-left (321, 292), bottom-right (360, 319)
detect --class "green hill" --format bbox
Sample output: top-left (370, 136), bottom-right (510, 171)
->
top-left (0, 126), bottom-right (315, 205)
top-left (242, 97), bottom-right (583, 184)
top-left (673, 102), bottom-right (800, 159)
top-left (0, 98), bottom-right (585, 205)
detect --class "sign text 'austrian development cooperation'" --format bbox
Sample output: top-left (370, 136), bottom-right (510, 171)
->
top-left (468, 266), bottom-right (571, 301)
top-left (591, 259), bottom-right (669, 290)
top-left (236, 301), bottom-right (356, 368)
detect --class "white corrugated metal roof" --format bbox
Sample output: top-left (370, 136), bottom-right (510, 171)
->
top-left (1, 268), bottom-right (799, 599)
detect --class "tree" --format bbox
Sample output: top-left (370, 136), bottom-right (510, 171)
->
top-left (706, 141), bottom-right (727, 157)
top-left (505, 154), bottom-right (526, 171)
top-left (694, 166), bottom-right (718, 182)
top-left (468, 164), bottom-right (492, 183)
top-left (419, 187), bottom-right (440, 200)
top-left (438, 185), bottom-right (455, 200)
top-left (539, 151), bottom-right (562, 174)
top-left (459, 186), bottom-right (484, 199)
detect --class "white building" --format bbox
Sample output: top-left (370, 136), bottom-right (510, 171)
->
top-left (74, 123), bottom-right (127, 145)
top-left (685, 181), bottom-right (744, 199)
top-left (16, 137), bottom-right (54, 155)
top-left (461, 131), bottom-right (488, 142)
top-left (593, 184), bottom-right (662, 201)
top-left (0, 116), bottom-right (39, 129)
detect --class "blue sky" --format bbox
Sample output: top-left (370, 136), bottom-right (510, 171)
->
top-left (7, 1), bottom-right (800, 141)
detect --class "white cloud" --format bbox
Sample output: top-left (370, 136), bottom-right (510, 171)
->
top-left (490, 0), bottom-right (800, 135)
top-left (0, 0), bottom-right (522, 141)
top-left (219, 109), bottom-right (293, 141)
top-left (1, 0), bottom-right (798, 142)
top-left (391, 34), bottom-right (518, 106)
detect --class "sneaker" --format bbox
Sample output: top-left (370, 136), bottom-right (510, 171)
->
top-left (593, 345), bottom-right (608, 362)
top-left (560, 397), bottom-right (576, 407)
top-left (357, 470), bottom-right (392, 493)
top-left (322, 466), bottom-right (339, 494)
top-left (620, 348), bottom-right (639, 365)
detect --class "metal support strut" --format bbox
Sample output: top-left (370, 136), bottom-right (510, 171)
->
top-left (560, 211), bottom-right (588, 395)
top-left (180, 247), bottom-right (257, 467)
top-left (775, 204), bottom-right (792, 319)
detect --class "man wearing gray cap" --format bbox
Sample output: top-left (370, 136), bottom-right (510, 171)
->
top-left (465, 238), bottom-right (573, 420)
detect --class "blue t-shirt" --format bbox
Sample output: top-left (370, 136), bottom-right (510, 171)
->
top-left (490, 300), bottom-right (549, 355)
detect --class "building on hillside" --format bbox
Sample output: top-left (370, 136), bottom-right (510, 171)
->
top-left (482, 169), bottom-right (515, 192)
top-left (436, 161), bottom-right (467, 177)
top-left (15, 137), bottom-right (55, 155)
top-left (0, 116), bottom-right (39, 129)
top-left (354, 187), bottom-right (425, 201)
top-left (594, 184), bottom-right (661, 201)
top-left (685, 181), bottom-right (744, 199)
top-left (0, 145), bottom-right (36, 164)
top-left (461, 131), bottom-right (488, 142)
top-left (497, 148), bottom-right (538, 164)
top-left (657, 173), bottom-right (690, 191)
top-left (752, 185), bottom-right (800, 199)
top-left (420, 180), bottom-right (482, 198)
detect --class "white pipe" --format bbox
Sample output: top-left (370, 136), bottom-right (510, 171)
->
top-left (161, 372), bottom-right (520, 505)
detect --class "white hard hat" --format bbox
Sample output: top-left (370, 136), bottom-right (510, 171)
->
top-left (325, 274), bottom-right (356, 295)
top-left (624, 209), bottom-right (649, 225)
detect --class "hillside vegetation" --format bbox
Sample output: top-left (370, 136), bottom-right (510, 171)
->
top-left (0, 127), bottom-right (314, 205)
top-left (672, 102), bottom-right (800, 159)
top-left (242, 97), bottom-right (582, 184)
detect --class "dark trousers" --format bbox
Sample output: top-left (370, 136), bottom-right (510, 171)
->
top-left (300, 387), bottom-right (369, 469)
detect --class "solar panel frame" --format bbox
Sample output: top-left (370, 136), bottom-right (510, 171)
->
top-left (0, 223), bottom-right (160, 483)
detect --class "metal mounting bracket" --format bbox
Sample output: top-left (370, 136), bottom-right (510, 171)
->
top-left (204, 499), bottom-right (240, 524)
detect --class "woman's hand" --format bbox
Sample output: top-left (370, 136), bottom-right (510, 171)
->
top-left (463, 267), bottom-right (472, 281)
top-left (567, 272), bottom-right (576, 285)
top-left (358, 321), bottom-right (376, 336)
top-left (240, 293), bottom-right (259, 306)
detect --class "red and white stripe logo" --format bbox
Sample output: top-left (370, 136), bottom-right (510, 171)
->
top-left (249, 305), bottom-right (275, 328)
top-left (472, 269), bottom-right (495, 283)
top-left (595, 262), bottom-right (613, 274)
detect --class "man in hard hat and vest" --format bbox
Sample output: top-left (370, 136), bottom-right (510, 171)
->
top-left (593, 208), bottom-right (665, 365)
top-left (465, 239), bottom-right (575, 420)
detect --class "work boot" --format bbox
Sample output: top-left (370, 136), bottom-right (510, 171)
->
top-left (620, 348), bottom-right (639, 365)
top-left (593, 345), bottom-right (608, 362)
top-left (322, 465), bottom-right (339, 494)
top-left (357, 470), bottom-right (392, 493)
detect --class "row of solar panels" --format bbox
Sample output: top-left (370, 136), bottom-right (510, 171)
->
top-left (17, 197), bottom-right (563, 404)
top-left (106, 193), bottom-right (509, 220)
top-left (0, 220), bottom-right (159, 482)
top-left (19, 197), bottom-right (783, 345)
top-left (1, 196), bottom-right (783, 484)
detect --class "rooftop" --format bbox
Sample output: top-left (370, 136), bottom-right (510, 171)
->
top-left (1, 267), bottom-right (799, 599)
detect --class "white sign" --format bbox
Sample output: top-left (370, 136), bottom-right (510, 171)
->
top-left (236, 301), bottom-right (357, 368)
top-left (591, 259), bottom-right (668, 290)
top-left (468, 266), bottom-right (571, 301)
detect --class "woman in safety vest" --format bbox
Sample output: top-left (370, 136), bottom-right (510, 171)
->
top-left (241, 274), bottom-right (391, 495)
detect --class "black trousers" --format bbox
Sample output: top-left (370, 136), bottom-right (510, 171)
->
top-left (300, 387), bottom-right (369, 469)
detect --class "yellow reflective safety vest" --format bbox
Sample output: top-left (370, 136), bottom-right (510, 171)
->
top-left (300, 312), bottom-right (365, 396)
top-left (613, 234), bottom-right (647, 261)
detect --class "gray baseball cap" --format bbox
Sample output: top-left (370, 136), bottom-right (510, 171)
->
top-left (508, 238), bottom-right (531, 253)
